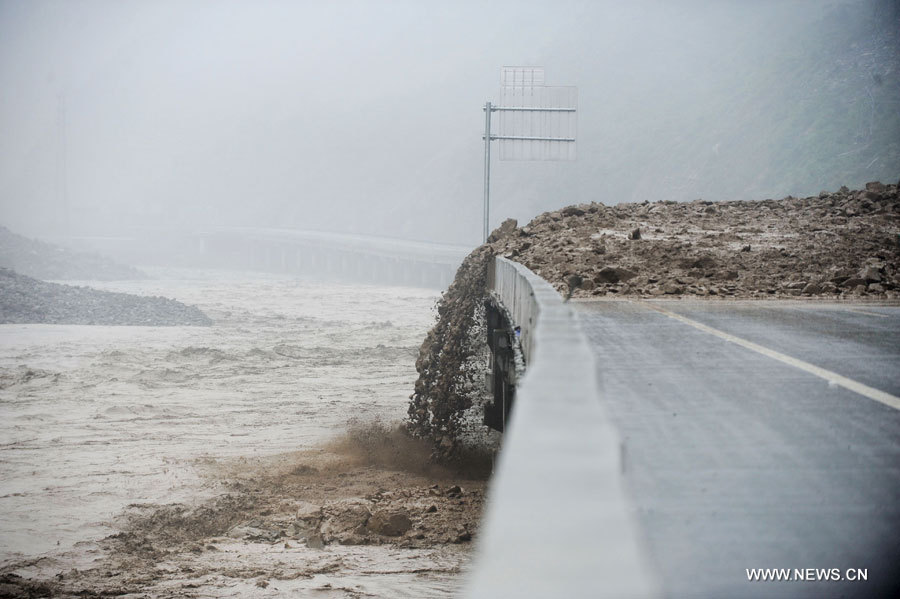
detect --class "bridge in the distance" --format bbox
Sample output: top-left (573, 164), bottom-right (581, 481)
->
top-left (62, 226), bottom-right (472, 289)
top-left (195, 227), bottom-right (470, 289)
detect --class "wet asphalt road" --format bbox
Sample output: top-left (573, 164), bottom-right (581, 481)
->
top-left (575, 300), bottom-right (900, 599)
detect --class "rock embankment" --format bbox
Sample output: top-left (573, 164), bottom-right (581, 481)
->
top-left (406, 246), bottom-right (493, 456)
top-left (493, 182), bottom-right (900, 299)
top-left (0, 268), bottom-right (212, 326)
top-left (0, 225), bottom-right (146, 280)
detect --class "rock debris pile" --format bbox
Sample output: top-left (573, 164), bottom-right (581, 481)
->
top-left (113, 480), bottom-right (479, 556)
top-left (0, 268), bottom-right (212, 326)
top-left (495, 182), bottom-right (900, 299)
top-left (406, 246), bottom-right (494, 457)
top-left (0, 437), bottom-right (486, 597)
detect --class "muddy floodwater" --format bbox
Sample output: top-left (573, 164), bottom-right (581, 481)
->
top-left (0, 270), bottom-right (485, 597)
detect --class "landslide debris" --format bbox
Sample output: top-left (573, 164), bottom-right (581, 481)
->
top-left (0, 225), bottom-right (146, 280)
top-left (496, 182), bottom-right (900, 299)
top-left (0, 268), bottom-right (212, 326)
top-left (0, 423), bottom-right (486, 597)
top-left (408, 184), bottom-right (899, 454)
top-left (406, 245), bottom-right (494, 457)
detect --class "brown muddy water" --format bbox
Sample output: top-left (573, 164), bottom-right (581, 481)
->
top-left (0, 270), bottom-right (488, 597)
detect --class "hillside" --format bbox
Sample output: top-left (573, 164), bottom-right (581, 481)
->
top-left (0, 225), bottom-right (146, 281)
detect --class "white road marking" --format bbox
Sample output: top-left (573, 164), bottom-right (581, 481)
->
top-left (641, 302), bottom-right (900, 412)
top-left (783, 305), bottom-right (890, 318)
top-left (844, 308), bottom-right (890, 318)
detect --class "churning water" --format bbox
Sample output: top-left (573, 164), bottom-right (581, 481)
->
top-left (0, 269), bottom-right (477, 597)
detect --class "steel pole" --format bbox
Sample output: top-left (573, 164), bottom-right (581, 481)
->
top-left (483, 101), bottom-right (492, 243)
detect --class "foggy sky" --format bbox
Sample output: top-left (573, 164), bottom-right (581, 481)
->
top-left (1, 0), bottom-right (897, 247)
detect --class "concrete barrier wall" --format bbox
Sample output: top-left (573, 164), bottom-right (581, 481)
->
top-left (465, 257), bottom-right (659, 598)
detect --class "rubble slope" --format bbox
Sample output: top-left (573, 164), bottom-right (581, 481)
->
top-left (494, 182), bottom-right (900, 300)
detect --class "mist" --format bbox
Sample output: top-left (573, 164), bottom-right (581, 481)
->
top-left (2, 3), bottom-right (900, 596)
top-left (1, 0), bottom-right (898, 250)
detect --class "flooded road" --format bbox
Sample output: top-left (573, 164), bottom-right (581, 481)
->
top-left (0, 270), bottom-right (482, 597)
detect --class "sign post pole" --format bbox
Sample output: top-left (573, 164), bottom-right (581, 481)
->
top-left (483, 101), bottom-right (492, 243)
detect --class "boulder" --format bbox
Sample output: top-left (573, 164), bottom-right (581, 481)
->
top-left (561, 205), bottom-right (586, 217)
top-left (227, 524), bottom-right (281, 542)
top-left (487, 219), bottom-right (518, 243)
top-left (801, 282), bottom-right (822, 295)
top-left (860, 266), bottom-right (882, 283)
top-left (296, 501), bottom-right (322, 521)
top-left (454, 526), bottom-right (472, 543)
top-left (289, 501), bottom-right (323, 538)
top-left (595, 266), bottom-right (638, 284)
top-left (367, 510), bottom-right (412, 537)
top-left (446, 485), bottom-right (463, 497)
top-left (320, 499), bottom-right (371, 542)
top-left (662, 282), bottom-right (684, 295)
top-left (565, 275), bottom-right (584, 298)
top-left (841, 277), bottom-right (867, 288)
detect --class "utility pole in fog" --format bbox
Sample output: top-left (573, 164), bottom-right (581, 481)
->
top-left (481, 67), bottom-right (577, 243)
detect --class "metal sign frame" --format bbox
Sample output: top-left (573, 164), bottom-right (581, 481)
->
top-left (482, 67), bottom-right (577, 242)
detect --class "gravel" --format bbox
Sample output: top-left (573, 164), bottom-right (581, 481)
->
top-left (0, 268), bottom-right (212, 326)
